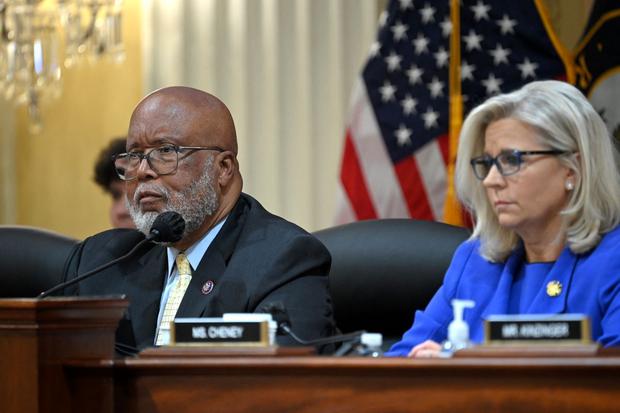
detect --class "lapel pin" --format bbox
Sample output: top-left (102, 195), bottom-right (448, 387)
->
top-left (546, 280), bottom-right (562, 297)
top-left (201, 280), bottom-right (215, 295)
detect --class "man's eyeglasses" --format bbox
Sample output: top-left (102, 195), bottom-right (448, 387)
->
top-left (112, 144), bottom-right (225, 181)
top-left (470, 149), bottom-right (569, 180)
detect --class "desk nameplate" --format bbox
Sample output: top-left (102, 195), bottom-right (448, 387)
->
top-left (484, 314), bottom-right (591, 345)
top-left (171, 318), bottom-right (269, 347)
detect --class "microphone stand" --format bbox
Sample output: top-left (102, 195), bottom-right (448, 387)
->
top-left (260, 301), bottom-right (370, 355)
top-left (333, 338), bottom-right (361, 357)
top-left (38, 237), bottom-right (152, 299)
top-left (279, 324), bottom-right (366, 347)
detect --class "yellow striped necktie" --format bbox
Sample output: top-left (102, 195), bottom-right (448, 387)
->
top-left (155, 253), bottom-right (192, 346)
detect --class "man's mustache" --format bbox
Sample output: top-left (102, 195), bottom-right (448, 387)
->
top-left (132, 184), bottom-right (169, 204)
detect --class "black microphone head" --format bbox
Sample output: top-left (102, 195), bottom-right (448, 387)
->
top-left (149, 211), bottom-right (186, 243)
top-left (258, 301), bottom-right (291, 334)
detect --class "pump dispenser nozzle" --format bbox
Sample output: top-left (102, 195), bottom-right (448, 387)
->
top-left (440, 299), bottom-right (475, 357)
top-left (448, 299), bottom-right (475, 345)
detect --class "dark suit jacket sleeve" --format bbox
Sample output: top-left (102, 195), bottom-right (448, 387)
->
top-left (207, 194), bottom-right (336, 352)
top-left (60, 229), bottom-right (151, 353)
top-left (249, 231), bottom-right (335, 347)
top-left (61, 229), bottom-right (146, 294)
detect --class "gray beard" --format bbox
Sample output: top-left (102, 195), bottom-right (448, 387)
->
top-left (126, 158), bottom-right (219, 243)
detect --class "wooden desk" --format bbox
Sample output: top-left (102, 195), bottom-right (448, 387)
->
top-left (2, 299), bottom-right (619, 413)
top-left (66, 351), bottom-right (620, 413)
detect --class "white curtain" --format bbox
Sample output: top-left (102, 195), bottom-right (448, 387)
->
top-left (0, 101), bottom-right (16, 224)
top-left (142, 0), bottom-right (379, 231)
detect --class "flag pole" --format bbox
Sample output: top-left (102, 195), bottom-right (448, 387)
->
top-left (444, 0), bottom-right (465, 226)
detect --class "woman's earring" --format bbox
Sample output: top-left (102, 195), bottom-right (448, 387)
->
top-left (565, 180), bottom-right (574, 191)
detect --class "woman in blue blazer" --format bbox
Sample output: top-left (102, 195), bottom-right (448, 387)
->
top-left (388, 81), bottom-right (620, 357)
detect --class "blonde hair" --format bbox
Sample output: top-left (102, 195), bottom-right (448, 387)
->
top-left (455, 80), bottom-right (620, 262)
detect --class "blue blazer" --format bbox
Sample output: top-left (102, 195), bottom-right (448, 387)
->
top-left (387, 225), bottom-right (620, 356)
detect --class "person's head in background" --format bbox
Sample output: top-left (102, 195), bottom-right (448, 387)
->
top-left (94, 137), bottom-right (135, 229)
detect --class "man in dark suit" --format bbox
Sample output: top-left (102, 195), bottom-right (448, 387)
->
top-left (64, 86), bottom-right (334, 352)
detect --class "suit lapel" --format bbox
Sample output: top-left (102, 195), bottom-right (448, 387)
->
top-left (526, 247), bottom-right (575, 314)
top-left (176, 245), bottom-right (229, 317)
top-left (121, 245), bottom-right (167, 348)
top-left (481, 246), bottom-right (525, 319)
top-left (479, 245), bottom-right (576, 320)
top-left (176, 195), bottom-right (249, 318)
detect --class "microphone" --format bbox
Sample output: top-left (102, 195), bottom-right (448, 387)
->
top-left (38, 212), bottom-right (186, 299)
top-left (258, 302), bottom-right (366, 347)
top-left (146, 211), bottom-right (186, 244)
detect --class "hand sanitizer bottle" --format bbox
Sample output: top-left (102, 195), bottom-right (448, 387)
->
top-left (439, 299), bottom-right (475, 357)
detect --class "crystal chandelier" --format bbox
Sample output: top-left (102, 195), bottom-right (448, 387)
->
top-left (0, 0), bottom-right (124, 132)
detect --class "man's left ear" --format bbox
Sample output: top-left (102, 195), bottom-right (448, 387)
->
top-left (217, 152), bottom-right (237, 186)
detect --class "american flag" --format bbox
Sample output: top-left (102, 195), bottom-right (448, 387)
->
top-left (335, 0), bottom-right (572, 225)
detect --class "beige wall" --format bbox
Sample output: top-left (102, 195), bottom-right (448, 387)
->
top-left (5, 1), bottom-right (142, 239)
top-left (1, 0), bottom-right (595, 238)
